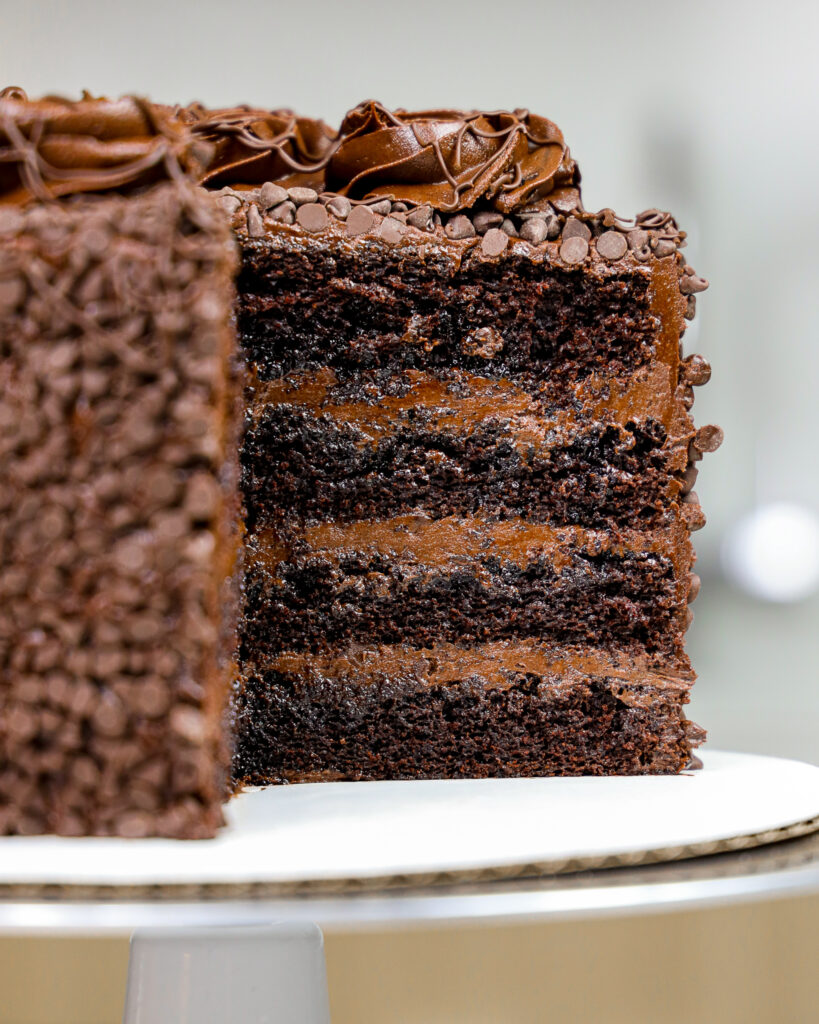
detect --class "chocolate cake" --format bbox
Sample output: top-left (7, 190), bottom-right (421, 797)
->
top-left (0, 92), bottom-right (721, 837)
top-left (186, 100), bottom-right (719, 787)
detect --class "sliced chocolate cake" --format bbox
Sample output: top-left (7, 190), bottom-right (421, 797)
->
top-left (187, 101), bottom-right (720, 785)
top-left (0, 92), bottom-right (241, 837)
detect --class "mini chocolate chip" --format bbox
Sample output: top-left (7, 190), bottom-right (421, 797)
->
top-left (132, 678), bottom-right (170, 718)
top-left (682, 354), bottom-right (712, 386)
top-left (113, 536), bottom-right (149, 574)
top-left (391, 201), bottom-right (409, 213)
top-left (94, 647), bottom-right (126, 677)
top-left (500, 218), bottom-right (518, 237)
top-left (0, 207), bottom-right (24, 235)
top-left (544, 212), bottom-right (562, 239)
top-left (445, 214), bottom-right (476, 240)
top-left (379, 217), bottom-right (405, 244)
top-left (687, 573), bottom-right (701, 603)
top-left (654, 238), bottom-right (677, 258)
top-left (481, 228), bottom-right (509, 257)
top-left (685, 296), bottom-right (697, 319)
top-left (296, 203), bottom-right (329, 232)
top-left (559, 236), bottom-right (589, 264)
top-left (116, 811), bottom-right (155, 839)
top-left (346, 205), bottom-right (376, 236)
top-left (680, 274), bottom-right (709, 295)
top-left (407, 205), bottom-right (433, 231)
top-left (473, 211), bottom-right (504, 235)
top-left (71, 756), bottom-right (100, 790)
top-left (520, 219), bottom-right (548, 244)
top-left (693, 424), bottom-right (724, 453)
top-left (682, 385), bottom-right (695, 410)
top-left (287, 187), bottom-right (318, 206)
top-left (259, 182), bottom-right (288, 209)
top-left (268, 201), bottom-right (296, 225)
top-left (596, 231), bottom-right (628, 261)
top-left (170, 706), bottom-right (206, 745)
top-left (185, 473), bottom-right (220, 519)
top-left (215, 194), bottom-right (241, 216)
top-left (93, 693), bottom-right (128, 738)
top-left (683, 489), bottom-right (700, 505)
top-left (562, 218), bottom-right (591, 242)
top-left (682, 464), bottom-right (699, 494)
top-left (551, 193), bottom-right (578, 214)
top-left (38, 505), bottom-right (69, 541)
top-left (245, 204), bottom-right (264, 237)
top-left (627, 228), bottom-right (649, 250)
top-left (326, 196), bottom-right (351, 220)
top-left (6, 706), bottom-right (37, 742)
top-left (0, 275), bottom-right (25, 315)
top-left (368, 199), bottom-right (392, 216)
top-left (685, 607), bottom-right (695, 629)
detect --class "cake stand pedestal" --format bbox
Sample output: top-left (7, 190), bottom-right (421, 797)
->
top-left (0, 750), bottom-right (817, 936)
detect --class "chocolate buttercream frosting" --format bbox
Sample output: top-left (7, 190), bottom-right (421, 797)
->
top-left (326, 101), bottom-right (579, 213)
top-left (184, 98), bottom-right (579, 213)
top-left (181, 103), bottom-right (338, 191)
top-left (0, 88), bottom-right (207, 205)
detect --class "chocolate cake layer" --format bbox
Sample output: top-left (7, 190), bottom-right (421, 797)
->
top-left (243, 394), bottom-right (675, 529)
top-left (0, 183), bottom-right (240, 838)
top-left (233, 643), bottom-right (701, 784)
top-left (241, 517), bottom-right (690, 658)
top-left (238, 232), bottom-right (657, 384)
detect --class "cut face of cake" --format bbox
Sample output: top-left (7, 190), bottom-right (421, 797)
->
top-left (0, 93), bottom-right (241, 837)
top-left (187, 100), bottom-right (718, 786)
top-left (0, 92), bottom-right (721, 838)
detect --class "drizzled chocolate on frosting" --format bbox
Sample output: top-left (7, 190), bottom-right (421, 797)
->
top-left (181, 104), bottom-right (338, 191)
top-left (326, 101), bottom-right (579, 213)
top-left (0, 88), bottom-right (206, 205)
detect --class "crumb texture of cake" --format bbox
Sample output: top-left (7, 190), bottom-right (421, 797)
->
top-left (186, 99), bottom-right (722, 786)
top-left (0, 92), bottom-right (241, 837)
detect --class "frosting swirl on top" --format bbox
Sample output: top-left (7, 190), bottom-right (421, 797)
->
top-left (325, 101), bottom-right (579, 213)
top-left (181, 104), bottom-right (338, 191)
top-left (0, 88), bottom-right (206, 205)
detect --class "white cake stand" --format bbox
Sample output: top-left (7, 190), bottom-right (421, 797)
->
top-left (0, 750), bottom-right (817, 935)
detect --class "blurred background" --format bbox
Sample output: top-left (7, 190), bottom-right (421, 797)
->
top-left (1, 1), bottom-right (817, 1022)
